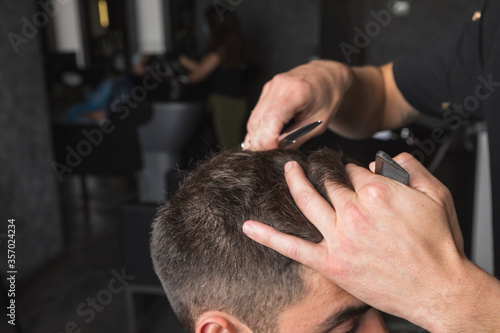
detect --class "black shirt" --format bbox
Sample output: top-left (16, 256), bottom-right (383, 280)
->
top-left (393, 0), bottom-right (500, 276)
top-left (210, 66), bottom-right (247, 98)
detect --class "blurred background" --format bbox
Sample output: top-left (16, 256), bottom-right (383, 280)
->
top-left (0, 0), bottom-right (489, 332)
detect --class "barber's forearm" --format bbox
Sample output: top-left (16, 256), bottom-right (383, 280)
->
top-left (187, 72), bottom-right (207, 84)
top-left (419, 259), bottom-right (500, 332)
top-left (245, 60), bottom-right (412, 150)
top-left (183, 52), bottom-right (220, 84)
top-left (328, 65), bottom-right (386, 139)
top-left (178, 55), bottom-right (199, 72)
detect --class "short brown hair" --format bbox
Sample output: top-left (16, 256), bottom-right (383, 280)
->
top-left (151, 148), bottom-right (352, 332)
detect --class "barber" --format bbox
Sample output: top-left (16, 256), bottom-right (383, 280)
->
top-left (242, 0), bottom-right (500, 331)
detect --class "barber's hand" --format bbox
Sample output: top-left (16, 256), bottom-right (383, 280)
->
top-left (243, 60), bottom-right (352, 150)
top-left (242, 153), bottom-right (493, 331)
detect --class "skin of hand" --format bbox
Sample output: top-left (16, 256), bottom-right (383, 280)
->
top-left (242, 153), bottom-right (500, 332)
top-left (244, 60), bottom-right (353, 150)
top-left (244, 60), bottom-right (420, 150)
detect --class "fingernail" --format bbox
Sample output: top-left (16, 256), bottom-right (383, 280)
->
top-left (284, 161), bottom-right (294, 173)
top-left (242, 222), bottom-right (254, 237)
top-left (369, 161), bottom-right (375, 173)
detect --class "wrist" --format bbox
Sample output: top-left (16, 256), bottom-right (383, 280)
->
top-left (327, 64), bottom-right (385, 139)
top-left (420, 258), bottom-right (500, 332)
top-left (308, 60), bottom-right (353, 95)
top-left (306, 60), bottom-right (354, 126)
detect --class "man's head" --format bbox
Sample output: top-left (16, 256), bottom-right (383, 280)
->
top-left (151, 149), bottom-right (386, 333)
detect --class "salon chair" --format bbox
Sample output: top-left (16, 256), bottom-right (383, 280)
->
top-left (120, 204), bottom-right (165, 333)
top-left (136, 101), bottom-right (204, 203)
top-left (51, 102), bottom-right (150, 240)
top-left (120, 169), bottom-right (187, 333)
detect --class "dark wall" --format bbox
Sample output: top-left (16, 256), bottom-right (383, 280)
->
top-left (321, 0), bottom-right (472, 65)
top-left (193, 0), bottom-right (472, 108)
top-left (361, 0), bottom-right (472, 65)
top-left (194, 0), bottom-right (321, 107)
top-left (320, 1), bottom-right (364, 64)
top-left (0, 1), bottom-right (63, 280)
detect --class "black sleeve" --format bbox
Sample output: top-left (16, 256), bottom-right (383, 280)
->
top-left (393, 0), bottom-right (487, 118)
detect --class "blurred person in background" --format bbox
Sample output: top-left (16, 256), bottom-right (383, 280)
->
top-left (179, 6), bottom-right (249, 149)
top-left (67, 53), bottom-right (151, 123)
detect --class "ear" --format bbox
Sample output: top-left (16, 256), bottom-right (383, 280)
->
top-left (195, 311), bottom-right (251, 333)
top-left (196, 316), bottom-right (230, 333)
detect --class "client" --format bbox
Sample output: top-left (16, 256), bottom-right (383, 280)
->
top-left (151, 149), bottom-right (388, 333)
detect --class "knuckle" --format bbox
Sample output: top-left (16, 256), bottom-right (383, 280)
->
top-left (285, 242), bottom-right (301, 261)
top-left (296, 189), bottom-right (314, 210)
top-left (262, 80), bottom-right (272, 92)
top-left (273, 73), bottom-right (311, 93)
top-left (272, 72), bottom-right (290, 84)
top-left (247, 114), bottom-right (259, 131)
top-left (393, 152), bottom-right (416, 168)
top-left (309, 59), bottom-right (322, 66)
top-left (363, 182), bottom-right (389, 204)
top-left (284, 74), bottom-right (311, 93)
top-left (267, 74), bottom-right (314, 113)
top-left (266, 228), bottom-right (281, 247)
top-left (396, 152), bottom-right (414, 162)
top-left (436, 185), bottom-right (453, 204)
top-left (292, 82), bottom-right (313, 104)
top-left (294, 76), bottom-right (312, 92)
